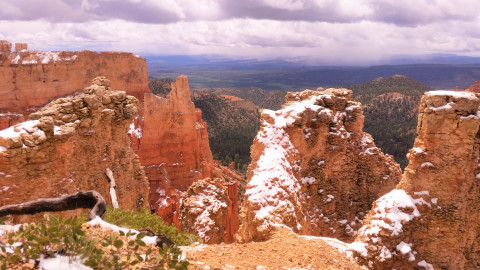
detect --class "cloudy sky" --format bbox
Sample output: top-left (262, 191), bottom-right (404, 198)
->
top-left (1, 0), bottom-right (479, 64)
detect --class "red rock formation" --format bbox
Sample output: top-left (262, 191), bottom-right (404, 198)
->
top-left (465, 79), bottom-right (480, 93)
top-left (0, 40), bottom-right (149, 117)
top-left (0, 77), bottom-right (149, 221)
top-left (0, 113), bottom-right (24, 130)
top-left (133, 76), bottom-right (214, 213)
top-left (238, 88), bottom-right (401, 243)
top-left (352, 90), bottom-right (480, 269)
top-left (179, 178), bottom-right (236, 244)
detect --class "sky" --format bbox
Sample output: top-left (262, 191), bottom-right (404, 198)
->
top-left (1, 0), bottom-right (480, 64)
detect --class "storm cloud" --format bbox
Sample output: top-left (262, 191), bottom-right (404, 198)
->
top-left (0, 0), bottom-right (479, 64)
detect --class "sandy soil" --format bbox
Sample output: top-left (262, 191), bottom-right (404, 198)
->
top-left (183, 229), bottom-right (363, 270)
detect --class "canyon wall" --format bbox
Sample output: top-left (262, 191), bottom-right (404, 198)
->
top-left (238, 88), bottom-right (401, 243)
top-left (351, 90), bottom-right (480, 269)
top-left (0, 77), bottom-right (149, 220)
top-left (0, 40), bottom-right (149, 125)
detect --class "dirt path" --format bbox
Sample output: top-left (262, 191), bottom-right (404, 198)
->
top-left (183, 229), bottom-right (363, 270)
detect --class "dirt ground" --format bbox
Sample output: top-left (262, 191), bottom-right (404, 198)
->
top-left (182, 229), bottom-right (363, 270)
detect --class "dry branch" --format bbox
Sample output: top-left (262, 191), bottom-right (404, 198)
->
top-left (0, 190), bottom-right (106, 221)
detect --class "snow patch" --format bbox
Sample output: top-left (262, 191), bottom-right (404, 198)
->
top-left (38, 255), bottom-right (92, 270)
top-left (88, 217), bottom-right (158, 245)
top-left (417, 260), bottom-right (434, 270)
top-left (427, 90), bottom-right (476, 99)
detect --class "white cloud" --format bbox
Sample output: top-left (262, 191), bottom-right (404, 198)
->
top-left (1, 0), bottom-right (480, 63)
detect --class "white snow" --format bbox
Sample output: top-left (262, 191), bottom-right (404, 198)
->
top-left (417, 260), bottom-right (434, 270)
top-left (38, 255), bottom-right (92, 270)
top-left (0, 146), bottom-right (6, 152)
top-left (22, 59), bottom-right (38, 65)
top-left (361, 134), bottom-right (372, 146)
top-left (300, 176), bottom-right (316, 185)
top-left (246, 93), bottom-right (337, 229)
top-left (187, 183), bottom-right (228, 242)
top-left (431, 198), bottom-right (438, 204)
top-left (358, 189), bottom-right (430, 238)
top-left (0, 120), bottom-right (45, 147)
top-left (36, 51), bottom-right (60, 64)
top-left (431, 102), bottom-right (453, 111)
top-left (413, 191), bottom-right (430, 196)
top-left (88, 216), bottom-right (158, 245)
top-left (412, 147), bottom-right (424, 154)
top-left (128, 121), bottom-right (142, 139)
top-left (396, 241), bottom-right (411, 254)
top-left (325, 194), bottom-right (334, 203)
top-left (0, 224), bottom-right (22, 236)
top-left (427, 90), bottom-right (476, 99)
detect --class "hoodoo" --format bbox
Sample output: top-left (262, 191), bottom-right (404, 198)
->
top-left (0, 77), bottom-right (149, 220)
top-left (351, 90), bottom-right (480, 269)
top-left (131, 76), bottom-right (214, 223)
top-left (238, 88), bottom-right (401, 243)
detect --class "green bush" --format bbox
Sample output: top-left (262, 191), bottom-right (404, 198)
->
top-left (102, 208), bottom-right (199, 246)
top-left (0, 214), bottom-right (189, 270)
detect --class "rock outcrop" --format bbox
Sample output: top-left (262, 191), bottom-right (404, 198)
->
top-left (179, 178), bottom-right (234, 244)
top-left (132, 76), bottom-right (214, 217)
top-left (0, 77), bottom-right (149, 220)
top-left (238, 88), bottom-right (401, 242)
top-left (351, 90), bottom-right (480, 269)
top-left (0, 40), bottom-right (149, 118)
top-left (0, 113), bottom-right (24, 130)
top-left (466, 79), bottom-right (480, 93)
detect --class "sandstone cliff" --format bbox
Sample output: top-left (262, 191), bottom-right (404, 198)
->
top-left (133, 76), bottom-right (214, 217)
top-left (350, 90), bottom-right (480, 269)
top-left (0, 40), bottom-right (149, 118)
top-left (238, 88), bottom-right (401, 243)
top-left (0, 77), bottom-right (149, 220)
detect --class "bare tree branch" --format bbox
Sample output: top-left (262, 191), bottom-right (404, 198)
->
top-left (0, 190), bottom-right (106, 221)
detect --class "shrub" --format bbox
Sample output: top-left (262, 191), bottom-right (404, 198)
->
top-left (102, 208), bottom-right (199, 246)
top-left (0, 214), bottom-right (189, 270)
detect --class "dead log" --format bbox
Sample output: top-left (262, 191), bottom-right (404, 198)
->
top-left (0, 190), bottom-right (106, 221)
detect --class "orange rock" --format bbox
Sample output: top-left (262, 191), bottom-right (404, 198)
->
top-left (238, 88), bottom-right (401, 243)
top-left (0, 77), bottom-right (149, 221)
top-left (353, 90), bottom-right (480, 269)
top-left (179, 178), bottom-right (235, 244)
top-left (465, 79), bottom-right (480, 93)
top-left (0, 113), bottom-right (24, 130)
top-left (0, 41), bottom-right (149, 115)
top-left (133, 76), bottom-right (214, 217)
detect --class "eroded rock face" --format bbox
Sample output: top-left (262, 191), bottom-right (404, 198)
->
top-left (466, 79), bottom-right (480, 93)
top-left (0, 113), bottom-right (24, 130)
top-left (238, 88), bottom-right (401, 242)
top-left (351, 90), bottom-right (480, 269)
top-left (0, 77), bottom-right (149, 220)
top-left (132, 76), bottom-right (214, 216)
top-left (0, 41), bottom-right (149, 116)
top-left (179, 178), bottom-right (232, 244)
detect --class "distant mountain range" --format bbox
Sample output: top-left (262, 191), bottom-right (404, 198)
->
top-left (147, 55), bottom-right (480, 90)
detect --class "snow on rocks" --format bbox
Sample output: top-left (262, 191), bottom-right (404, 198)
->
top-left (179, 178), bottom-right (230, 244)
top-left (0, 120), bottom-right (46, 149)
top-left (88, 216), bottom-right (158, 245)
top-left (239, 88), bottom-right (401, 242)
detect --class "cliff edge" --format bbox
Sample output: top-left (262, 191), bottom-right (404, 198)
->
top-left (238, 88), bottom-right (401, 243)
top-left (352, 90), bottom-right (480, 269)
top-left (0, 77), bottom-right (149, 220)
